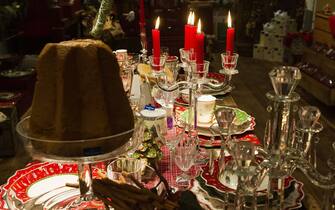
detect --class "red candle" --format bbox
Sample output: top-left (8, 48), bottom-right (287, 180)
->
top-left (226, 11), bottom-right (235, 55)
top-left (152, 17), bottom-right (160, 65)
top-left (189, 26), bottom-right (197, 49)
top-left (196, 19), bottom-right (204, 65)
top-left (189, 12), bottom-right (197, 51)
top-left (184, 12), bottom-right (193, 50)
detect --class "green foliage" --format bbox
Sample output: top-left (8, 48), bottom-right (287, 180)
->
top-left (131, 126), bottom-right (163, 163)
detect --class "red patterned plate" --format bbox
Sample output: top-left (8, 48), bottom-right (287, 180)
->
top-left (0, 161), bottom-right (48, 209)
top-left (198, 134), bottom-right (260, 148)
top-left (0, 162), bottom-right (107, 209)
top-left (199, 158), bottom-right (304, 209)
top-left (197, 156), bottom-right (304, 210)
top-left (201, 158), bottom-right (295, 193)
top-left (175, 105), bottom-right (256, 138)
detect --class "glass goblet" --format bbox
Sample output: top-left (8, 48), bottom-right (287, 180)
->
top-left (155, 119), bottom-right (185, 171)
top-left (151, 85), bottom-right (179, 109)
top-left (174, 135), bottom-right (197, 188)
top-left (127, 53), bottom-right (141, 73)
top-left (115, 49), bottom-right (128, 68)
top-left (120, 65), bottom-right (133, 97)
top-left (179, 48), bottom-right (195, 68)
top-left (165, 55), bottom-right (180, 83)
top-left (179, 48), bottom-right (189, 68)
top-left (107, 158), bottom-right (143, 186)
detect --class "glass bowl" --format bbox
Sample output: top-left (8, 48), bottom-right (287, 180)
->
top-left (16, 116), bottom-right (144, 163)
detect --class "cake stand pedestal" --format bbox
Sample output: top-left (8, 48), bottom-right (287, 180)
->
top-left (14, 117), bottom-right (144, 210)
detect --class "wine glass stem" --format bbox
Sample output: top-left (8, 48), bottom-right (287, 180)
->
top-left (235, 178), bottom-right (244, 210)
top-left (169, 148), bottom-right (174, 172)
top-left (268, 176), bottom-right (285, 209)
top-left (78, 162), bottom-right (94, 201)
top-left (252, 189), bottom-right (258, 210)
top-left (187, 67), bottom-right (194, 134)
top-left (227, 73), bottom-right (232, 87)
top-left (193, 84), bottom-right (198, 130)
top-left (219, 126), bottom-right (231, 174)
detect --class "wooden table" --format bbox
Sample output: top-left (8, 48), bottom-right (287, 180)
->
top-left (0, 56), bottom-right (334, 209)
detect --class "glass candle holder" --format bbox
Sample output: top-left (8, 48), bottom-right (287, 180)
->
top-left (149, 55), bottom-right (166, 76)
top-left (189, 60), bottom-right (210, 85)
top-left (165, 56), bottom-right (179, 79)
top-left (179, 48), bottom-right (195, 68)
top-left (221, 52), bottom-right (239, 74)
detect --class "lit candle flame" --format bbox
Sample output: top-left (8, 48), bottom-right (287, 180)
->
top-left (155, 17), bottom-right (160, 29)
top-left (187, 11), bottom-right (192, 24)
top-left (228, 10), bottom-right (232, 28)
top-left (197, 19), bottom-right (202, 33)
top-left (191, 12), bottom-right (195, 25)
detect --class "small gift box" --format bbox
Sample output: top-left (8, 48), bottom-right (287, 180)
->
top-left (263, 22), bottom-right (275, 33)
top-left (253, 44), bottom-right (265, 60)
top-left (272, 20), bottom-right (287, 36)
top-left (272, 35), bottom-right (284, 49)
top-left (259, 31), bottom-right (267, 46)
top-left (271, 48), bottom-right (284, 62)
top-left (263, 47), bottom-right (273, 61)
top-left (260, 31), bottom-right (273, 47)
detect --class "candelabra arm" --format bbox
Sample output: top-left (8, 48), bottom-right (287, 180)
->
top-left (155, 80), bottom-right (189, 92)
top-left (296, 157), bottom-right (335, 190)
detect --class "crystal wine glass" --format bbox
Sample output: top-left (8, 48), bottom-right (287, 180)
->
top-left (120, 65), bottom-right (133, 97)
top-left (179, 48), bottom-right (194, 68)
top-left (127, 53), bottom-right (140, 73)
top-left (174, 135), bottom-right (197, 188)
top-left (165, 55), bottom-right (180, 83)
top-left (214, 107), bottom-right (236, 174)
top-left (107, 158), bottom-right (143, 185)
top-left (151, 85), bottom-right (179, 109)
top-left (155, 118), bottom-right (185, 171)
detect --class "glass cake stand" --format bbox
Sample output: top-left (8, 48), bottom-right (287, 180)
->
top-left (12, 116), bottom-right (144, 209)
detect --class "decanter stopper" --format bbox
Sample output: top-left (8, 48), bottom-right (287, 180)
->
top-left (269, 66), bottom-right (301, 97)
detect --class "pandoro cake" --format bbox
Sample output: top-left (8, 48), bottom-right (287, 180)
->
top-left (29, 39), bottom-right (134, 157)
